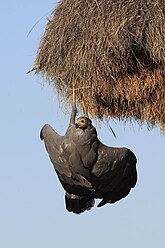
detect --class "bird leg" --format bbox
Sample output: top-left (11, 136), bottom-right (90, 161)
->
top-left (81, 93), bottom-right (89, 117)
top-left (70, 102), bottom-right (77, 125)
top-left (70, 82), bottom-right (77, 125)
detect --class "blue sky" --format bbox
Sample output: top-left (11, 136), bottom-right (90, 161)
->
top-left (1, 1), bottom-right (165, 247)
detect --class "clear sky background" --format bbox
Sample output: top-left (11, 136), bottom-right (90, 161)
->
top-left (1, 1), bottom-right (165, 247)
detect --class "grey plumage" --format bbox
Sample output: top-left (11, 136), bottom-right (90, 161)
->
top-left (40, 105), bottom-right (137, 214)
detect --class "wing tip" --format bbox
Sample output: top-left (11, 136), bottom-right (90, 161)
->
top-left (40, 124), bottom-right (51, 141)
top-left (40, 128), bottom-right (44, 140)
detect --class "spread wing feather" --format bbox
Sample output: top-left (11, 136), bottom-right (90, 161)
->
top-left (40, 124), bottom-right (92, 190)
top-left (40, 124), bottom-right (72, 177)
top-left (91, 142), bottom-right (137, 205)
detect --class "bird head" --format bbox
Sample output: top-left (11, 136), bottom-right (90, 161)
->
top-left (75, 117), bottom-right (92, 130)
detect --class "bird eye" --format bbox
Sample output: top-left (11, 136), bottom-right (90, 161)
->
top-left (81, 119), bottom-right (85, 123)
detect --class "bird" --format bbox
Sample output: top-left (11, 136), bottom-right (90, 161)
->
top-left (40, 104), bottom-right (137, 214)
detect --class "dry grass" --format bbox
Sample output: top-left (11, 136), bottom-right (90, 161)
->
top-left (34, 0), bottom-right (165, 130)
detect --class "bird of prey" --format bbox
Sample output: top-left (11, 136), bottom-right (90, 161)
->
top-left (40, 104), bottom-right (137, 214)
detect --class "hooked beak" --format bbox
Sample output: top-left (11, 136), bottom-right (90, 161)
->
top-left (75, 123), bottom-right (80, 128)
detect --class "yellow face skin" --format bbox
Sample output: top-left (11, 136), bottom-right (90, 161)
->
top-left (75, 117), bottom-right (92, 129)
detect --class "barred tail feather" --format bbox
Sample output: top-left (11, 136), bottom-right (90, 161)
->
top-left (65, 192), bottom-right (95, 214)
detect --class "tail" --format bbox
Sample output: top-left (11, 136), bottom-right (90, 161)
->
top-left (65, 192), bottom-right (95, 214)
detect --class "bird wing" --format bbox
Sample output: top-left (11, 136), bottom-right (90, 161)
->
top-left (40, 124), bottom-right (72, 177)
top-left (91, 142), bottom-right (137, 204)
top-left (40, 124), bottom-right (92, 191)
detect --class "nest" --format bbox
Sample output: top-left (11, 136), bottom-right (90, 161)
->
top-left (34, 0), bottom-right (165, 130)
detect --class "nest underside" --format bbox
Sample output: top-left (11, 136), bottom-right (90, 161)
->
top-left (34, 0), bottom-right (165, 130)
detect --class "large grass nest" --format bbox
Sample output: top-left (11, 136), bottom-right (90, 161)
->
top-left (34, 0), bottom-right (165, 131)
